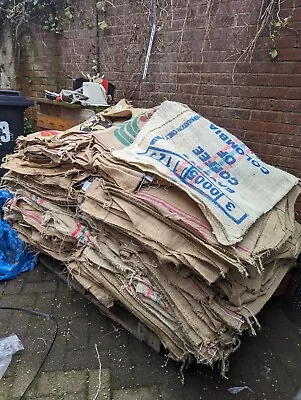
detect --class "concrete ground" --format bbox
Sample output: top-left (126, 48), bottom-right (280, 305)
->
top-left (0, 262), bottom-right (300, 400)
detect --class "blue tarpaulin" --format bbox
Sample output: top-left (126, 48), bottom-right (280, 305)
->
top-left (0, 190), bottom-right (37, 281)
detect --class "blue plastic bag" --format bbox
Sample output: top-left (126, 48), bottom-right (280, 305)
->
top-left (0, 190), bottom-right (12, 212)
top-left (0, 190), bottom-right (37, 281)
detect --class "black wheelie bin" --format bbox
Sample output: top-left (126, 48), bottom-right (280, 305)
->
top-left (0, 90), bottom-right (33, 176)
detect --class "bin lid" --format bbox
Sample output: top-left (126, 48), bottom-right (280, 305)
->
top-left (0, 90), bottom-right (33, 107)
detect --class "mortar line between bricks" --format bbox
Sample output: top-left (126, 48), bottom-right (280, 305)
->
top-left (85, 369), bottom-right (90, 398)
top-left (61, 325), bottom-right (68, 373)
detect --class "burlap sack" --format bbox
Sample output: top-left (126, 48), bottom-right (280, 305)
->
top-left (113, 101), bottom-right (299, 245)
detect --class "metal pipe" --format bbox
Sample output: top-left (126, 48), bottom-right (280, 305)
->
top-left (142, 0), bottom-right (157, 80)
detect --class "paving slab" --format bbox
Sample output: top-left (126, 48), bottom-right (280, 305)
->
top-left (37, 370), bottom-right (88, 396)
top-left (113, 385), bottom-right (161, 400)
top-left (1, 278), bottom-right (24, 294)
top-left (9, 353), bottom-right (45, 399)
top-left (0, 377), bottom-right (13, 400)
top-left (22, 280), bottom-right (57, 294)
top-left (88, 368), bottom-right (111, 400)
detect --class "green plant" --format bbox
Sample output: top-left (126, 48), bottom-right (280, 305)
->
top-left (96, 1), bottom-right (105, 12)
top-left (95, 0), bottom-right (108, 31)
top-left (269, 13), bottom-right (292, 59)
top-left (0, 0), bottom-right (73, 35)
top-left (91, 58), bottom-right (100, 74)
top-left (98, 20), bottom-right (108, 30)
top-left (24, 117), bottom-right (35, 135)
top-left (220, 0), bottom-right (297, 82)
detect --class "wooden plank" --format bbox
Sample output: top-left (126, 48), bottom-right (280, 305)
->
top-left (37, 112), bottom-right (81, 131)
top-left (38, 102), bottom-right (95, 120)
top-left (36, 97), bottom-right (108, 112)
top-left (35, 98), bottom-right (109, 131)
top-left (39, 254), bottom-right (162, 354)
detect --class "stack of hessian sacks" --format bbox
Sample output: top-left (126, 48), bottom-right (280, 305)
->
top-left (3, 99), bottom-right (300, 374)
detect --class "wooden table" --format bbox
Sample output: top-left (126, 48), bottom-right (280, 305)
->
top-left (36, 98), bottom-right (108, 131)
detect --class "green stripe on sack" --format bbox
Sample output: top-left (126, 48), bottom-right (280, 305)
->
top-left (114, 123), bottom-right (134, 146)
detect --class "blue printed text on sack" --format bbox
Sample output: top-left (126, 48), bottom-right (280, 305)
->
top-left (150, 114), bottom-right (201, 145)
top-left (209, 123), bottom-right (270, 175)
top-left (138, 146), bottom-right (248, 224)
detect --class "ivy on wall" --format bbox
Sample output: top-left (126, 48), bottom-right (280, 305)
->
top-left (0, 0), bottom-right (73, 34)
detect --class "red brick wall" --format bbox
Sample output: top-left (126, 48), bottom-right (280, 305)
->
top-left (16, 0), bottom-right (98, 97)
top-left (16, 0), bottom-right (301, 218)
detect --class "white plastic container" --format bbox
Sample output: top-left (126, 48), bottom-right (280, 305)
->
top-left (82, 82), bottom-right (108, 106)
